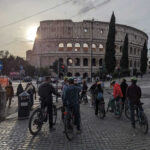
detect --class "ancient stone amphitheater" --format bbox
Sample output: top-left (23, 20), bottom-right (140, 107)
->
top-left (26, 20), bottom-right (148, 78)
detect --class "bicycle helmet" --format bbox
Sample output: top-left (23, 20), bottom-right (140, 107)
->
top-left (131, 77), bottom-right (137, 81)
top-left (110, 80), bottom-right (116, 85)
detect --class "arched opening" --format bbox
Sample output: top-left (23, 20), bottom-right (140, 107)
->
top-left (134, 61), bottom-right (137, 68)
top-left (83, 43), bottom-right (88, 51)
top-left (92, 58), bottom-right (96, 66)
top-left (83, 73), bottom-right (88, 79)
top-left (75, 58), bottom-right (80, 66)
top-left (83, 58), bottom-right (88, 66)
top-left (59, 58), bottom-right (63, 64)
top-left (99, 44), bottom-right (104, 51)
top-left (75, 72), bottom-right (80, 77)
top-left (67, 58), bottom-right (73, 66)
top-left (99, 59), bottom-right (103, 66)
top-left (67, 43), bottom-right (72, 51)
top-left (120, 46), bottom-right (122, 53)
top-left (58, 43), bottom-right (64, 51)
top-left (75, 43), bottom-right (80, 51)
top-left (134, 48), bottom-right (136, 55)
top-left (67, 72), bottom-right (72, 77)
top-left (92, 44), bottom-right (96, 51)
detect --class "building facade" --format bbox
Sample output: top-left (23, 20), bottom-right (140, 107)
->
top-left (26, 20), bottom-right (148, 77)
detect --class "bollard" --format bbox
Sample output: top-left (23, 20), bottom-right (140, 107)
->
top-left (0, 85), bottom-right (6, 121)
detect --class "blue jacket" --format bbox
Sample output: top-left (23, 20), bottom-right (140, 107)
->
top-left (64, 84), bottom-right (81, 105)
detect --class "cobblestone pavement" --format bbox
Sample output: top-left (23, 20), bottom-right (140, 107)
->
top-left (1, 98), bottom-right (150, 150)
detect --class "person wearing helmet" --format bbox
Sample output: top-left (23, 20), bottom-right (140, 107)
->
top-left (110, 80), bottom-right (123, 112)
top-left (63, 77), bottom-right (82, 133)
top-left (120, 79), bottom-right (128, 110)
top-left (126, 77), bottom-right (143, 128)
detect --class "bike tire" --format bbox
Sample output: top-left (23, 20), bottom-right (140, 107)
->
top-left (64, 114), bottom-right (74, 141)
top-left (53, 105), bottom-right (57, 125)
top-left (98, 103), bottom-right (105, 119)
top-left (29, 108), bottom-right (43, 136)
top-left (140, 112), bottom-right (149, 134)
top-left (125, 107), bottom-right (131, 119)
top-left (114, 100), bottom-right (122, 119)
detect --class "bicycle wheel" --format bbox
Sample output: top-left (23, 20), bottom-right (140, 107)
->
top-left (139, 112), bottom-right (148, 134)
top-left (64, 113), bottom-right (74, 141)
top-left (29, 108), bottom-right (43, 136)
top-left (53, 105), bottom-right (57, 125)
top-left (125, 106), bottom-right (131, 119)
top-left (98, 102), bottom-right (105, 119)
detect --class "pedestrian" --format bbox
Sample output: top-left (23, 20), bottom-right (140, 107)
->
top-left (95, 82), bottom-right (105, 116)
top-left (25, 82), bottom-right (36, 109)
top-left (38, 76), bottom-right (60, 131)
top-left (126, 77), bottom-right (143, 128)
top-left (80, 79), bottom-right (88, 104)
top-left (16, 83), bottom-right (24, 96)
top-left (120, 79), bottom-right (128, 110)
top-left (63, 77), bottom-right (81, 133)
top-left (5, 81), bottom-right (14, 107)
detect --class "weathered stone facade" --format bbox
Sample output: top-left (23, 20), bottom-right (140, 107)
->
top-left (26, 20), bottom-right (148, 77)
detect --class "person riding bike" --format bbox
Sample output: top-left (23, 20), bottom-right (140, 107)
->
top-left (126, 77), bottom-right (143, 128)
top-left (63, 77), bottom-right (81, 133)
top-left (38, 76), bottom-right (60, 131)
top-left (110, 80), bottom-right (123, 112)
top-left (80, 80), bottom-right (88, 103)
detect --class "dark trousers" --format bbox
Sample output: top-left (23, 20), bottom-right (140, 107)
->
top-left (122, 97), bottom-right (126, 109)
top-left (67, 104), bottom-right (80, 130)
top-left (129, 101), bottom-right (143, 125)
top-left (95, 98), bottom-right (105, 115)
top-left (7, 97), bottom-right (12, 106)
top-left (29, 94), bottom-right (34, 108)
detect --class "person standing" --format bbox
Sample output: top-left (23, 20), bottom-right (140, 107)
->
top-left (25, 82), bottom-right (36, 109)
top-left (38, 76), bottom-right (60, 131)
top-left (5, 81), bottom-right (14, 107)
top-left (120, 79), bottom-right (128, 110)
top-left (64, 77), bottom-right (81, 133)
top-left (80, 80), bottom-right (88, 103)
top-left (16, 83), bottom-right (24, 96)
top-left (126, 77), bottom-right (143, 128)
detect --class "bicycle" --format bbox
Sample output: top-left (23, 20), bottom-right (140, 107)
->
top-left (125, 102), bottom-right (148, 134)
top-left (98, 100), bottom-right (105, 119)
top-left (106, 92), bottom-right (122, 119)
top-left (80, 91), bottom-right (88, 104)
top-left (63, 106), bottom-right (75, 141)
top-left (28, 98), bottom-right (57, 136)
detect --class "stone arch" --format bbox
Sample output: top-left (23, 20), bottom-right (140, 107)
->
top-left (99, 59), bottom-right (103, 66)
top-left (92, 58), bottom-right (96, 66)
top-left (67, 58), bottom-right (73, 66)
top-left (75, 58), bottom-right (80, 66)
top-left (130, 47), bottom-right (133, 54)
top-left (75, 43), bottom-right (80, 51)
top-left (67, 43), bottom-right (72, 51)
top-left (130, 60), bottom-right (132, 67)
top-left (83, 72), bottom-right (88, 78)
top-left (99, 44), bottom-right (104, 51)
top-left (83, 43), bottom-right (89, 51)
top-left (67, 72), bottom-right (72, 77)
top-left (134, 48), bottom-right (136, 55)
top-left (134, 60), bottom-right (136, 68)
top-left (83, 58), bottom-right (88, 66)
top-left (92, 44), bottom-right (96, 51)
top-left (75, 72), bottom-right (80, 77)
top-left (58, 43), bottom-right (64, 51)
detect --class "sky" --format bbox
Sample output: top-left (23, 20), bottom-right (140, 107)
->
top-left (0, 0), bottom-right (150, 58)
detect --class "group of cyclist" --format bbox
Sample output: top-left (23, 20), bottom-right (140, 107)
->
top-left (38, 75), bottom-right (143, 133)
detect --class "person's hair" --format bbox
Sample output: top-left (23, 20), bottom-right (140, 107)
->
top-left (45, 76), bottom-right (51, 81)
top-left (131, 80), bottom-right (137, 84)
top-left (122, 79), bottom-right (126, 82)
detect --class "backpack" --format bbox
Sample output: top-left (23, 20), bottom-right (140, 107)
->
top-left (97, 92), bottom-right (103, 101)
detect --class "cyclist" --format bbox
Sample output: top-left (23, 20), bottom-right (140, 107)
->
top-left (126, 77), bottom-right (143, 128)
top-left (120, 79), bottom-right (128, 110)
top-left (63, 77), bottom-right (81, 133)
top-left (95, 82), bottom-right (105, 116)
top-left (38, 76), bottom-right (60, 131)
top-left (110, 80), bottom-right (123, 112)
top-left (80, 79), bottom-right (88, 104)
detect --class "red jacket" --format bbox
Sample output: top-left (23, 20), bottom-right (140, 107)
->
top-left (113, 83), bottom-right (123, 99)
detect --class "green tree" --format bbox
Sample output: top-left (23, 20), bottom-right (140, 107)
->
top-left (120, 34), bottom-right (129, 70)
top-left (105, 12), bottom-right (116, 74)
top-left (140, 41), bottom-right (148, 74)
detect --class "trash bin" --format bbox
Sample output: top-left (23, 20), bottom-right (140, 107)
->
top-left (0, 86), bottom-right (6, 121)
top-left (18, 91), bottom-right (30, 119)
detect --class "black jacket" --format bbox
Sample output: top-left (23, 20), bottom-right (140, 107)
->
top-left (120, 82), bottom-right (128, 98)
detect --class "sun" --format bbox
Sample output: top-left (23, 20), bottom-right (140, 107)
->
top-left (26, 26), bottom-right (38, 41)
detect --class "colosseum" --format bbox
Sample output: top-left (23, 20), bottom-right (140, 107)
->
top-left (26, 19), bottom-right (148, 78)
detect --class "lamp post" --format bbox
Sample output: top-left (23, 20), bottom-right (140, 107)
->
top-left (90, 18), bottom-right (94, 82)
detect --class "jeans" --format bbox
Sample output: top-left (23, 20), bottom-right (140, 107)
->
top-left (129, 101), bottom-right (143, 126)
